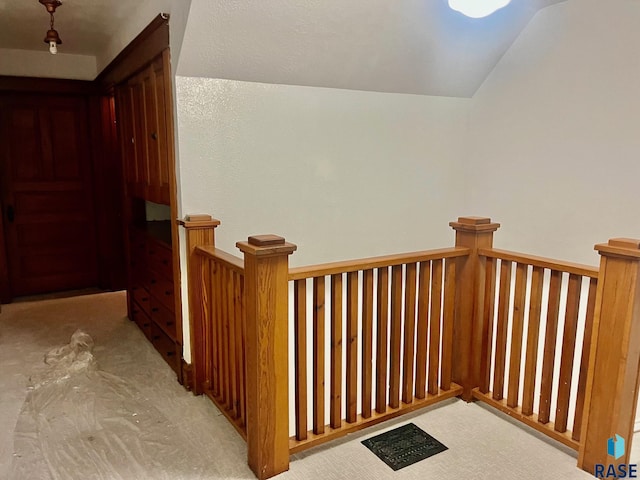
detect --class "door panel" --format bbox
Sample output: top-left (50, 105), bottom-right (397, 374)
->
top-left (0, 94), bottom-right (98, 297)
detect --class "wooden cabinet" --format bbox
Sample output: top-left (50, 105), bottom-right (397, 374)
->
top-left (116, 55), bottom-right (171, 205)
top-left (128, 223), bottom-right (179, 372)
top-left (115, 48), bottom-right (182, 376)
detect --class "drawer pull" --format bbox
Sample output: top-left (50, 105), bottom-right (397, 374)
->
top-left (162, 259), bottom-right (169, 265)
top-left (166, 321), bottom-right (174, 327)
top-left (143, 322), bottom-right (150, 327)
top-left (151, 307), bottom-right (159, 313)
top-left (153, 335), bottom-right (161, 340)
top-left (141, 297), bottom-right (149, 302)
top-left (165, 290), bottom-right (172, 296)
top-left (167, 351), bottom-right (175, 357)
top-left (150, 279), bottom-right (157, 285)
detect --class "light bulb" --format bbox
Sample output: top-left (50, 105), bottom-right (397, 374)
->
top-left (49, 41), bottom-right (57, 54)
top-left (448, 0), bottom-right (511, 18)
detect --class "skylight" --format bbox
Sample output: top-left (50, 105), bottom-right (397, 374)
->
top-left (448, 0), bottom-right (512, 18)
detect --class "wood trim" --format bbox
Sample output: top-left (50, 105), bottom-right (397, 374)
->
top-left (0, 76), bottom-right (96, 95)
top-left (195, 245), bottom-right (245, 274)
top-left (472, 389), bottom-right (579, 451)
top-left (479, 247), bottom-right (599, 278)
top-left (288, 247), bottom-right (470, 280)
top-left (95, 14), bottom-right (170, 88)
top-left (289, 385), bottom-right (463, 454)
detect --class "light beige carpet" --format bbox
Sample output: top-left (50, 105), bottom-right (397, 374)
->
top-left (0, 292), bottom-right (627, 479)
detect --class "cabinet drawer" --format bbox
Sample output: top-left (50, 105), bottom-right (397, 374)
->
top-left (132, 286), bottom-right (152, 316)
top-left (150, 323), bottom-right (179, 372)
top-left (150, 296), bottom-right (177, 340)
top-left (149, 275), bottom-right (175, 312)
top-left (147, 242), bottom-right (173, 279)
top-left (131, 301), bottom-right (152, 340)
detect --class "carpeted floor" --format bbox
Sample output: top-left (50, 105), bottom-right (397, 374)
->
top-left (0, 292), bottom-right (631, 479)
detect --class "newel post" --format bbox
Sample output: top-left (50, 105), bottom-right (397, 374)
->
top-left (449, 216), bottom-right (500, 401)
top-left (178, 214), bottom-right (220, 394)
top-left (237, 234), bottom-right (297, 480)
top-left (578, 238), bottom-right (640, 473)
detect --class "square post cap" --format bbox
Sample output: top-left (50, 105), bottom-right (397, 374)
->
top-left (237, 234), bottom-right (297, 257)
top-left (450, 216), bottom-right (500, 233)
top-left (178, 214), bottom-right (221, 229)
top-left (595, 238), bottom-right (640, 260)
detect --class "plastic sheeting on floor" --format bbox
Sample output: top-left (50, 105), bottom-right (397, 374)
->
top-left (10, 330), bottom-right (210, 480)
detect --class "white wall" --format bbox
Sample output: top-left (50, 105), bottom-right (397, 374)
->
top-left (0, 48), bottom-right (96, 80)
top-left (465, 0), bottom-right (640, 266)
top-left (176, 78), bottom-right (469, 264)
top-left (175, 77), bottom-right (470, 360)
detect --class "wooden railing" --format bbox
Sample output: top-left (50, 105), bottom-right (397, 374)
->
top-left (181, 215), bottom-right (640, 479)
top-left (472, 248), bottom-right (599, 450)
top-left (287, 247), bottom-right (469, 453)
top-left (194, 245), bottom-right (247, 437)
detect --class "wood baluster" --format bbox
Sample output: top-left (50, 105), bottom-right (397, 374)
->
top-left (507, 263), bottom-right (527, 408)
top-left (376, 267), bottom-right (389, 414)
top-left (402, 263), bottom-right (417, 404)
top-left (389, 265), bottom-right (403, 408)
top-left (428, 259), bottom-right (443, 395)
top-left (415, 261), bottom-right (431, 399)
top-left (522, 266), bottom-right (544, 415)
top-left (361, 269), bottom-right (374, 419)
top-left (441, 258), bottom-right (456, 391)
top-left (313, 276), bottom-right (326, 434)
top-left (493, 260), bottom-right (512, 401)
top-left (330, 274), bottom-right (343, 428)
top-left (538, 270), bottom-right (562, 424)
top-left (235, 273), bottom-right (246, 427)
top-left (555, 273), bottom-right (581, 433)
top-left (203, 258), bottom-right (213, 393)
top-left (479, 257), bottom-right (497, 394)
top-left (346, 271), bottom-right (359, 422)
top-left (221, 265), bottom-right (230, 407)
top-left (227, 266), bottom-right (238, 416)
top-left (212, 261), bottom-right (221, 397)
top-left (294, 279), bottom-right (308, 440)
top-left (572, 277), bottom-right (597, 441)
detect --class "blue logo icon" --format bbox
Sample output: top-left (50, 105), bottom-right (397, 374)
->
top-left (608, 434), bottom-right (625, 460)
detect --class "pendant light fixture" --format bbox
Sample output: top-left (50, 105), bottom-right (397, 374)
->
top-left (39, 0), bottom-right (62, 54)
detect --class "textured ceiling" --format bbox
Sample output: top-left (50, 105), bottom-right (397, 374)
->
top-left (178, 0), bottom-right (567, 97)
top-left (0, 0), bottom-right (566, 96)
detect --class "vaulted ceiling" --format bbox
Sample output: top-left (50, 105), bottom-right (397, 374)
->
top-left (0, 0), bottom-right (566, 96)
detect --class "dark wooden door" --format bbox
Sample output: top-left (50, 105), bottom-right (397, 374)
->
top-left (0, 94), bottom-right (98, 297)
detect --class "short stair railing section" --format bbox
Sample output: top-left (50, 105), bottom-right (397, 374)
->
top-left (287, 247), bottom-right (469, 453)
top-left (473, 248), bottom-right (599, 450)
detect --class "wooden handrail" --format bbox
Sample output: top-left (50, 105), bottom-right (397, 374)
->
top-left (478, 247), bottom-right (598, 278)
top-left (195, 245), bottom-right (245, 274)
top-left (288, 246), bottom-right (470, 280)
